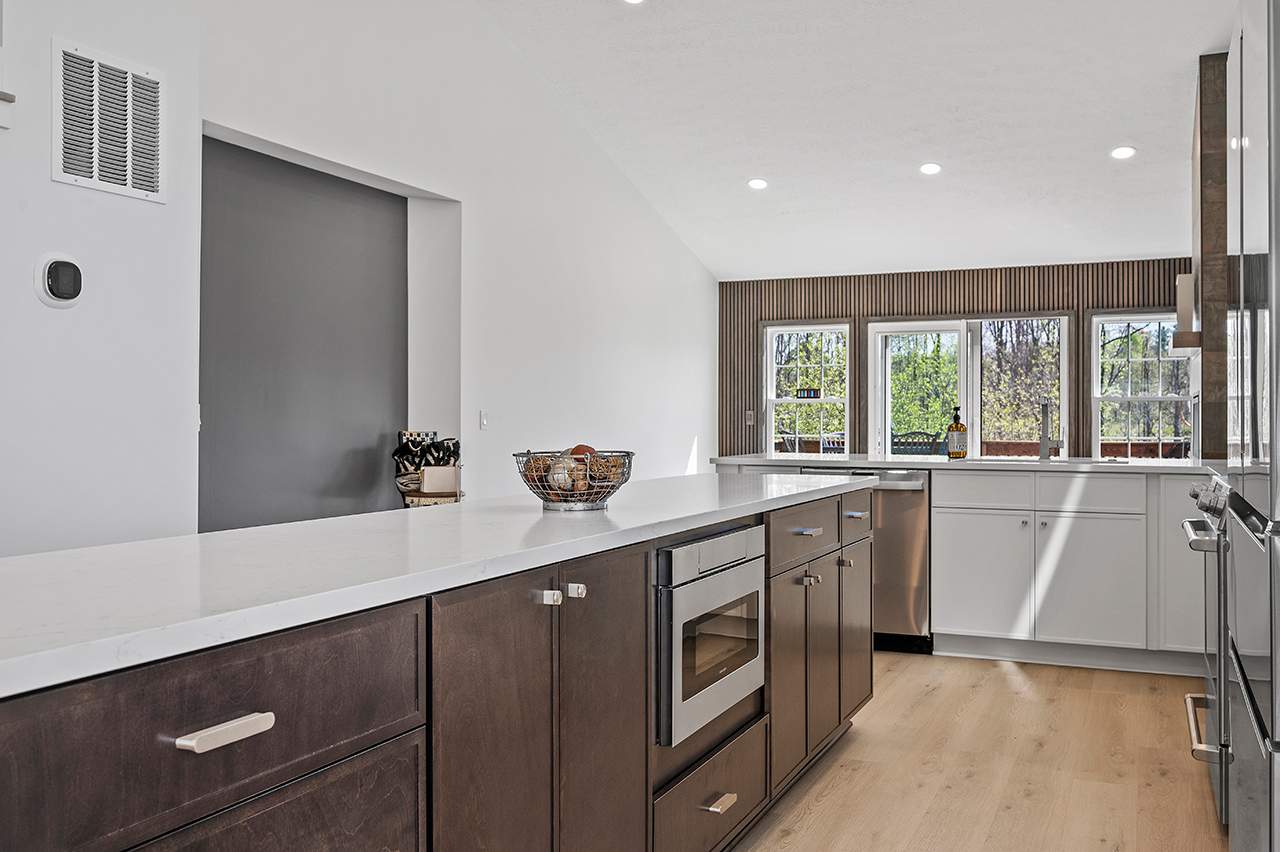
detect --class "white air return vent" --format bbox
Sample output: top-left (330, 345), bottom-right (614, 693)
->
top-left (52, 41), bottom-right (164, 202)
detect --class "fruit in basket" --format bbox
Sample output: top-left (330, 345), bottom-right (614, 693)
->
top-left (547, 455), bottom-right (577, 491)
top-left (567, 443), bottom-right (597, 457)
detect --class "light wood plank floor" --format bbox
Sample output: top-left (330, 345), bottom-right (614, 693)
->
top-left (738, 652), bottom-right (1227, 852)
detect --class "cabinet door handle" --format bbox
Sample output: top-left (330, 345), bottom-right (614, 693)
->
top-left (1040, 520), bottom-right (1048, 528)
top-left (844, 511), bottom-right (868, 519)
top-left (812, 573), bottom-right (823, 584)
top-left (836, 557), bottom-right (850, 567)
top-left (534, 589), bottom-right (564, 606)
top-left (564, 582), bottom-right (587, 599)
top-left (794, 527), bottom-right (824, 537)
top-left (1021, 519), bottom-right (1028, 527)
top-left (699, 792), bottom-right (738, 815)
top-left (800, 575), bottom-right (818, 586)
top-left (175, 712), bottom-right (275, 754)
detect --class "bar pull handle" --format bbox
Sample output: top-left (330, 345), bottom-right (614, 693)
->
top-left (794, 527), bottom-right (824, 537)
top-left (176, 712), bottom-right (275, 754)
top-left (1182, 694), bottom-right (1221, 764)
top-left (843, 511), bottom-right (868, 519)
top-left (800, 575), bottom-right (817, 586)
top-left (565, 582), bottom-right (587, 599)
top-left (0, 92), bottom-right (15, 104)
top-left (1181, 518), bottom-right (1227, 553)
top-left (534, 589), bottom-right (564, 606)
top-left (699, 792), bottom-right (738, 815)
top-left (836, 557), bottom-right (850, 567)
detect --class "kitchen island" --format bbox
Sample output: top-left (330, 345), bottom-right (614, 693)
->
top-left (0, 471), bottom-right (877, 851)
top-left (714, 452), bottom-right (1223, 679)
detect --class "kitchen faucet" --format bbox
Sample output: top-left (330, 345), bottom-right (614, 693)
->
top-left (1039, 400), bottom-right (1062, 460)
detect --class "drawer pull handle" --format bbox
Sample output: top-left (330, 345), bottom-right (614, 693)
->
top-left (844, 511), bottom-right (868, 519)
top-left (700, 792), bottom-right (738, 815)
top-left (794, 527), bottom-right (824, 537)
top-left (176, 712), bottom-right (275, 754)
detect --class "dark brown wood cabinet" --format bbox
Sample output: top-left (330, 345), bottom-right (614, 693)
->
top-left (653, 717), bottom-right (768, 852)
top-left (840, 539), bottom-right (874, 720)
top-left (767, 497), bottom-right (840, 576)
top-left (142, 730), bottom-right (428, 851)
top-left (805, 550), bottom-right (842, 748)
top-left (559, 548), bottom-right (648, 852)
top-left (0, 600), bottom-right (426, 852)
top-left (768, 563), bottom-right (809, 789)
top-left (431, 547), bottom-right (648, 852)
top-left (431, 565), bottom-right (558, 851)
top-left (767, 513), bottom-right (874, 796)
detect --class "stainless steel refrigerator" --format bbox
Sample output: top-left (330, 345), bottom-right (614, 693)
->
top-left (1213, 1), bottom-right (1276, 848)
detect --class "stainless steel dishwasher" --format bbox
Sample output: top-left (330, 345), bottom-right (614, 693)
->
top-left (801, 468), bottom-right (931, 653)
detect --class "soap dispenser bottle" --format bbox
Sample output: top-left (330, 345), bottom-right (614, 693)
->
top-left (946, 406), bottom-right (968, 460)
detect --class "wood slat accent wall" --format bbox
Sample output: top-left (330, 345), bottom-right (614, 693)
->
top-left (718, 257), bottom-right (1192, 457)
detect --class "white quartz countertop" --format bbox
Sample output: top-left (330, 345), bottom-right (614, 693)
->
top-left (0, 472), bottom-right (876, 700)
top-left (711, 452), bottom-right (1209, 476)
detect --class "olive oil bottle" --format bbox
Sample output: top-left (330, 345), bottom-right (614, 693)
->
top-left (946, 406), bottom-right (968, 460)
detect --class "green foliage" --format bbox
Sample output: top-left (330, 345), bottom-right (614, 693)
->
top-left (887, 333), bottom-right (958, 437)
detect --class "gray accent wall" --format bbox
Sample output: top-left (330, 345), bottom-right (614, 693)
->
top-left (199, 137), bottom-right (408, 532)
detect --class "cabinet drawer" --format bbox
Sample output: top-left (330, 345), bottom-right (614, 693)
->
top-left (654, 717), bottom-right (768, 852)
top-left (1035, 472), bottom-right (1146, 514)
top-left (0, 600), bottom-right (427, 852)
top-left (840, 489), bottom-right (872, 543)
top-left (141, 729), bottom-right (428, 851)
top-left (932, 471), bottom-right (1034, 509)
top-left (768, 497), bottom-right (840, 575)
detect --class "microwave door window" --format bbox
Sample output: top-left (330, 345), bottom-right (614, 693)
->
top-left (681, 591), bottom-right (760, 701)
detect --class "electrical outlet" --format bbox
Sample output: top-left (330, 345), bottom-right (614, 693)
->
top-left (745, 409), bottom-right (755, 427)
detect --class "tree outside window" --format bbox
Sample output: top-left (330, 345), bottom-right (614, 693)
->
top-left (766, 325), bottom-right (848, 453)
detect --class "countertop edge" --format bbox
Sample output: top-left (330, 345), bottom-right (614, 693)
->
top-left (0, 474), bottom-right (877, 700)
top-left (710, 454), bottom-right (1211, 476)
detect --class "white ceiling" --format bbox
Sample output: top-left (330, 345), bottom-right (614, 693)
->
top-left (480, 0), bottom-right (1235, 280)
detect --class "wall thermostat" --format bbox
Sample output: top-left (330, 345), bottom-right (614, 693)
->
top-left (35, 254), bottom-right (83, 308)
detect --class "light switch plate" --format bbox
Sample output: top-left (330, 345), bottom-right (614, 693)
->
top-left (479, 409), bottom-right (489, 431)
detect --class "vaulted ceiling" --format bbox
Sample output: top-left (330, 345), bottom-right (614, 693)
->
top-left (481, 0), bottom-right (1234, 279)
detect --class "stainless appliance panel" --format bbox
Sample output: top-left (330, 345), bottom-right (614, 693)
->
top-left (869, 485), bottom-right (930, 636)
top-left (798, 468), bottom-right (931, 641)
top-left (658, 556), bottom-right (765, 747)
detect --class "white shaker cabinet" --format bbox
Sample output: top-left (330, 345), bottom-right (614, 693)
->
top-left (1233, 473), bottom-right (1271, 657)
top-left (1156, 476), bottom-right (1207, 653)
top-left (931, 507), bottom-right (1035, 640)
top-left (1034, 512), bottom-right (1147, 648)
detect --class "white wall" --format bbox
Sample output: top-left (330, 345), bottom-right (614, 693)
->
top-left (0, 0), bottom-right (201, 557)
top-left (408, 198), bottom-right (462, 439)
top-left (198, 1), bottom-right (718, 499)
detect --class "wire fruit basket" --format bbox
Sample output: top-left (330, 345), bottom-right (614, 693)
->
top-left (514, 449), bottom-right (635, 511)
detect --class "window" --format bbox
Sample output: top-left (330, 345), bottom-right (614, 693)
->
top-left (764, 324), bottom-right (849, 454)
top-left (868, 317), bottom-right (1067, 457)
top-left (1093, 315), bottom-right (1193, 458)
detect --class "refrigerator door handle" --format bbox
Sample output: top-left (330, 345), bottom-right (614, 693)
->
top-left (1229, 639), bottom-right (1280, 756)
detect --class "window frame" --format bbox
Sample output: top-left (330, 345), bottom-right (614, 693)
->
top-left (867, 315), bottom-right (1070, 458)
top-left (761, 321), bottom-right (852, 455)
top-left (1090, 312), bottom-right (1195, 459)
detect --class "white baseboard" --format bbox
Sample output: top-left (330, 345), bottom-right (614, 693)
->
top-left (932, 633), bottom-right (1206, 678)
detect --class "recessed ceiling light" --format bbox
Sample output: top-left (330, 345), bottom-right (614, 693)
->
top-left (747, 178), bottom-right (768, 190)
top-left (623, 0), bottom-right (645, 4)
top-left (1110, 146), bottom-right (1137, 160)
top-left (919, 162), bottom-right (942, 176)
